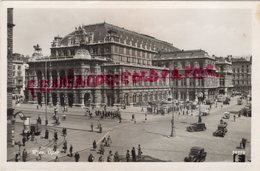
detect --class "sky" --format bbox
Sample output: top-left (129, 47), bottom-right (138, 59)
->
top-left (13, 8), bottom-right (252, 57)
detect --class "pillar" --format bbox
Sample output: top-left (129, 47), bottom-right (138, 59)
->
top-left (186, 90), bottom-right (190, 101)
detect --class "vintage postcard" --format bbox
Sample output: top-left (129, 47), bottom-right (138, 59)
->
top-left (0, 1), bottom-right (259, 171)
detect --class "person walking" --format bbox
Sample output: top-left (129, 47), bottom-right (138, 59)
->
top-left (114, 151), bottom-right (120, 162)
top-left (90, 123), bottom-right (94, 132)
top-left (88, 153), bottom-right (95, 162)
top-left (132, 114), bottom-right (135, 121)
top-left (107, 136), bottom-right (112, 147)
top-left (63, 140), bottom-right (67, 153)
top-left (234, 115), bottom-right (236, 122)
top-left (131, 147), bottom-right (136, 162)
top-left (107, 151), bottom-right (113, 162)
top-left (98, 155), bottom-right (104, 162)
top-left (93, 140), bottom-right (97, 150)
top-left (126, 150), bottom-right (130, 162)
top-left (54, 130), bottom-right (58, 141)
top-left (137, 144), bottom-right (143, 161)
top-left (74, 152), bottom-right (80, 162)
top-left (145, 113), bottom-right (147, 121)
top-left (22, 149), bottom-right (28, 162)
top-left (22, 136), bottom-right (26, 146)
top-left (69, 144), bottom-right (73, 157)
top-left (15, 152), bottom-right (20, 162)
top-left (53, 142), bottom-right (57, 152)
top-left (45, 129), bottom-right (49, 139)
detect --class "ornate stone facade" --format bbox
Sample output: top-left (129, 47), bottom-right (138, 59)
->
top-left (25, 23), bottom-right (177, 107)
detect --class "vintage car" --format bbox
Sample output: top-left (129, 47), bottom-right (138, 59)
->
top-left (222, 112), bottom-right (230, 119)
top-left (201, 109), bottom-right (210, 116)
top-left (223, 98), bottom-right (230, 105)
top-left (186, 123), bottom-right (207, 132)
top-left (184, 146), bottom-right (207, 162)
top-left (213, 124), bottom-right (228, 137)
top-left (205, 99), bottom-right (214, 105)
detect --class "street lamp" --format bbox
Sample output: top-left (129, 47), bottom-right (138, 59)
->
top-left (198, 92), bottom-right (203, 123)
top-left (170, 89), bottom-right (175, 137)
top-left (45, 60), bottom-right (48, 126)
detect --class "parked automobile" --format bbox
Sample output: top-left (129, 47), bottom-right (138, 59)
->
top-left (213, 124), bottom-right (228, 137)
top-left (201, 109), bottom-right (210, 116)
top-left (186, 123), bottom-right (207, 132)
top-left (222, 112), bottom-right (230, 119)
top-left (205, 99), bottom-right (214, 105)
top-left (184, 146), bottom-right (207, 162)
top-left (237, 98), bottom-right (242, 105)
top-left (223, 98), bottom-right (230, 105)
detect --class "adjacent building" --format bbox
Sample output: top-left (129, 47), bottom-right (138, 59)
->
top-left (215, 56), bottom-right (233, 96)
top-left (12, 53), bottom-right (29, 100)
top-left (231, 56), bottom-right (252, 94)
top-left (152, 50), bottom-right (220, 102)
top-left (7, 8), bottom-right (15, 146)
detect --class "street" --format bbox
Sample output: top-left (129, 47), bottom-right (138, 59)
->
top-left (8, 96), bottom-right (251, 162)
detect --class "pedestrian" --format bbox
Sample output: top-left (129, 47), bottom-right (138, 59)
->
top-left (22, 149), bottom-right (28, 162)
top-left (132, 114), bottom-right (135, 121)
top-left (242, 138), bottom-right (247, 149)
top-left (198, 116), bottom-right (202, 123)
top-left (102, 137), bottom-right (108, 146)
top-left (74, 152), bottom-right (80, 162)
top-left (69, 144), bottom-right (73, 157)
top-left (145, 113), bottom-right (147, 121)
top-left (93, 140), bottom-right (97, 150)
top-left (15, 152), bottom-right (20, 162)
top-left (131, 147), bottom-right (136, 162)
top-left (63, 140), bottom-right (67, 153)
top-left (141, 107), bottom-right (144, 112)
top-left (126, 150), bottom-right (130, 162)
top-left (99, 143), bottom-right (105, 155)
top-left (54, 156), bottom-right (59, 162)
top-left (37, 116), bottom-right (42, 125)
top-left (54, 130), bottom-right (58, 141)
top-left (107, 136), bottom-right (112, 147)
top-left (99, 125), bottom-right (103, 133)
top-left (107, 150), bottom-right (113, 162)
top-left (45, 129), bottom-right (49, 139)
top-left (234, 115), bottom-right (236, 122)
top-left (114, 151), bottom-right (120, 162)
top-left (98, 155), bottom-right (104, 162)
top-left (221, 104), bottom-right (223, 109)
top-left (137, 144), bottom-right (143, 160)
top-left (37, 146), bottom-right (42, 161)
top-left (88, 153), bottom-right (95, 162)
top-left (22, 136), bottom-right (26, 146)
top-left (62, 128), bottom-right (67, 136)
top-left (90, 123), bottom-right (93, 132)
top-left (62, 113), bottom-right (66, 120)
top-left (53, 142), bottom-right (57, 152)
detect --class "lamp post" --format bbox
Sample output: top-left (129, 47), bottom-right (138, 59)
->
top-left (170, 90), bottom-right (175, 137)
top-left (198, 92), bottom-right (203, 123)
top-left (45, 60), bottom-right (48, 126)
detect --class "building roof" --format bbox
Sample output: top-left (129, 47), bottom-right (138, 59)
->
top-left (231, 57), bottom-right (251, 63)
top-left (153, 49), bottom-right (214, 60)
top-left (57, 22), bottom-right (179, 51)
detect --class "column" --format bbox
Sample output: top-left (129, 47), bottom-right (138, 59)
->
top-left (56, 91), bottom-right (60, 106)
top-left (186, 90), bottom-right (189, 101)
top-left (178, 91), bottom-right (181, 100)
top-left (73, 90), bottom-right (77, 106)
top-left (129, 91), bottom-right (133, 106)
top-left (81, 91), bottom-right (85, 106)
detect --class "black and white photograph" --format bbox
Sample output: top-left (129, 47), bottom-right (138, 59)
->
top-left (1, 1), bottom-right (259, 170)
